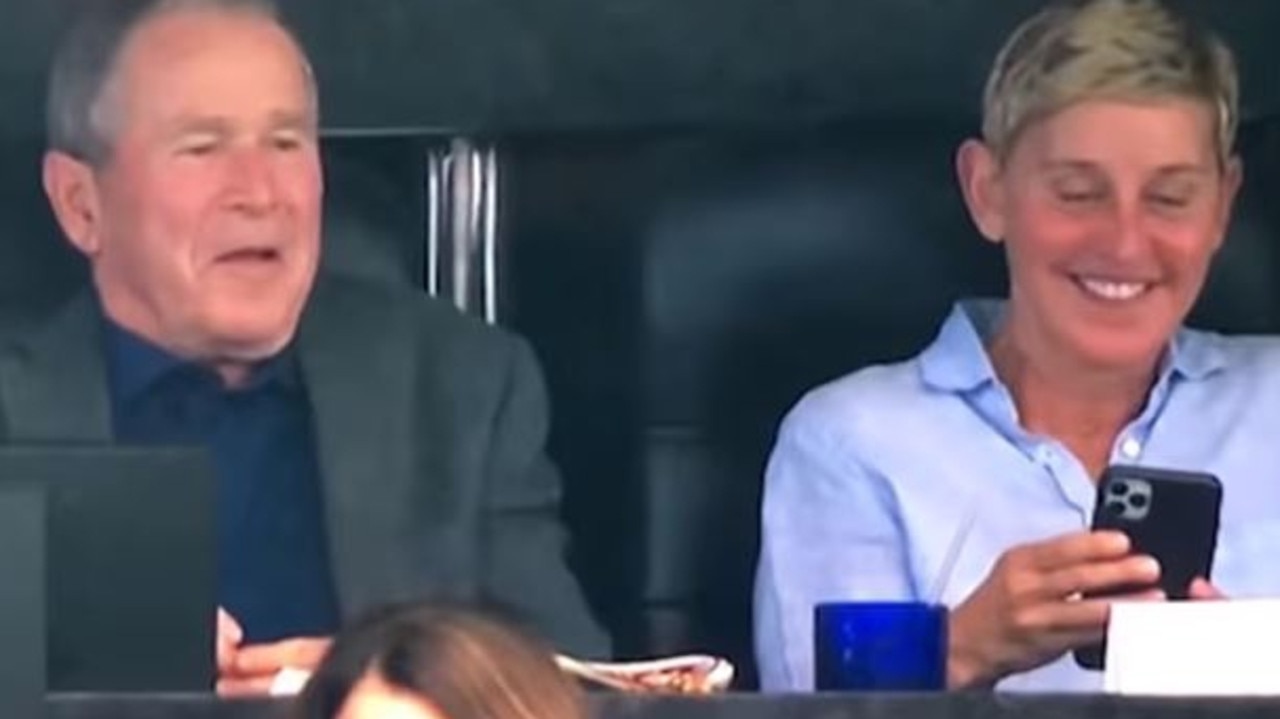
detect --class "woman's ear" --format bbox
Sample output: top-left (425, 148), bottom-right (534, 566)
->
top-left (955, 138), bottom-right (1007, 244)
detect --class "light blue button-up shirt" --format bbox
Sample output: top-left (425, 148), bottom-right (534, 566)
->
top-left (754, 299), bottom-right (1280, 692)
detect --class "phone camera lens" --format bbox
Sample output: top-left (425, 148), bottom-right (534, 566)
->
top-left (1129, 493), bottom-right (1148, 509)
top-left (1109, 482), bottom-right (1129, 496)
top-left (1105, 501), bottom-right (1127, 516)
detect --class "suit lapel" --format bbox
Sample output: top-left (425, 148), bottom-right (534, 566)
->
top-left (299, 278), bottom-right (467, 617)
top-left (0, 293), bottom-right (113, 444)
top-left (2, 279), bottom-right (473, 617)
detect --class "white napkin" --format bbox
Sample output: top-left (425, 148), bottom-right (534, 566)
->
top-left (269, 667), bottom-right (313, 696)
top-left (1105, 599), bottom-right (1280, 696)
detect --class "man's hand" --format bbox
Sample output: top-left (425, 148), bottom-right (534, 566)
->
top-left (216, 608), bottom-right (243, 677)
top-left (217, 636), bottom-right (332, 697)
top-left (214, 608), bottom-right (332, 698)
top-left (947, 530), bottom-right (1163, 688)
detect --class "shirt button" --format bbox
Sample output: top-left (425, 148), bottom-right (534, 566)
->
top-left (1035, 445), bottom-right (1055, 465)
top-left (1120, 437), bottom-right (1142, 460)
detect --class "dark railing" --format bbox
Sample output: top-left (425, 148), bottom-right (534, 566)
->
top-left (39, 692), bottom-right (1280, 719)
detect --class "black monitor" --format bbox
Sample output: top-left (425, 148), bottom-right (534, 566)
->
top-left (0, 445), bottom-right (215, 692)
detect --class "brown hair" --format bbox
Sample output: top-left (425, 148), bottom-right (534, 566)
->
top-left (295, 603), bottom-right (586, 719)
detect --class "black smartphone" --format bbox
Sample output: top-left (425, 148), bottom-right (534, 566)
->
top-left (1072, 464), bottom-right (1222, 670)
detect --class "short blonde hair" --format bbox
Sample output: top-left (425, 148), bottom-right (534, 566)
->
top-left (982, 0), bottom-right (1238, 163)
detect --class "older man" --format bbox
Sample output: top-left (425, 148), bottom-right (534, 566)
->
top-left (14, 0), bottom-right (608, 695)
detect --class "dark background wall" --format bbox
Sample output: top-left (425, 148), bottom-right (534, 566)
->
top-left (3, 0), bottom-right (1280, 140)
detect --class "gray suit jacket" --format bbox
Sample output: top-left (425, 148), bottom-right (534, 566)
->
top-left (0, 274), bottom-right (610, 658)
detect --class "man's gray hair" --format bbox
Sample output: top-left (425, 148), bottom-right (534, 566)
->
top-left (46, 0), bottom-right (316, 165)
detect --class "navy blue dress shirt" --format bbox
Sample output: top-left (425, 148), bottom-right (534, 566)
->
top-left (103, 319), bottom-right (340, 642)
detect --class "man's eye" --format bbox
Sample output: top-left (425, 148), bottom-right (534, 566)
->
top-left (178, 142), bottom-right (217, 157)
top-left (1148, 193), bottom-right (1192, 209)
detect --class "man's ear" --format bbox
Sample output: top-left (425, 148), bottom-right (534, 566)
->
top-left (42, 150), bottom-right (104, 257)
top-left (955, 138), bottom-right (1007, 244)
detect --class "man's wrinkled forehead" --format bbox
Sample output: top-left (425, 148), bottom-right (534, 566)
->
top-left (99, 6), bottom-right (318, 141)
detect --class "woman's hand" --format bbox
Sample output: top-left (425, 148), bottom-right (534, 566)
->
top-left (947, 530), bottom-right (1163, 688)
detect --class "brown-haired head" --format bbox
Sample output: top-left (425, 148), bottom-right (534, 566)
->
top-left (296, 602), bottom-right (587, 719)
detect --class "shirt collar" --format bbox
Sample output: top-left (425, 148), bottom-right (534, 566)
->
top-left (917, 299), bottom-right (1004, 393)
top-left (1165, 325), bottom-right (1229, 381)
top-left (918, 298), bottom-right (1229, 393)
top-left (102, 314), bottom-right (301, 403)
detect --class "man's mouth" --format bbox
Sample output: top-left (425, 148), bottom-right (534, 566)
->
top-left (217, 247), bottom-right (281, 263)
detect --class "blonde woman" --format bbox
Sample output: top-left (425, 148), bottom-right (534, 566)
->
top-left (755, 0), bottom-right (1280, 692)
top-left (296, 604), bottom-right (585, 719)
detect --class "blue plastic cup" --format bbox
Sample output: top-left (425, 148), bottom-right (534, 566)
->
top-left (814, 601), bottom-right (948, 691)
